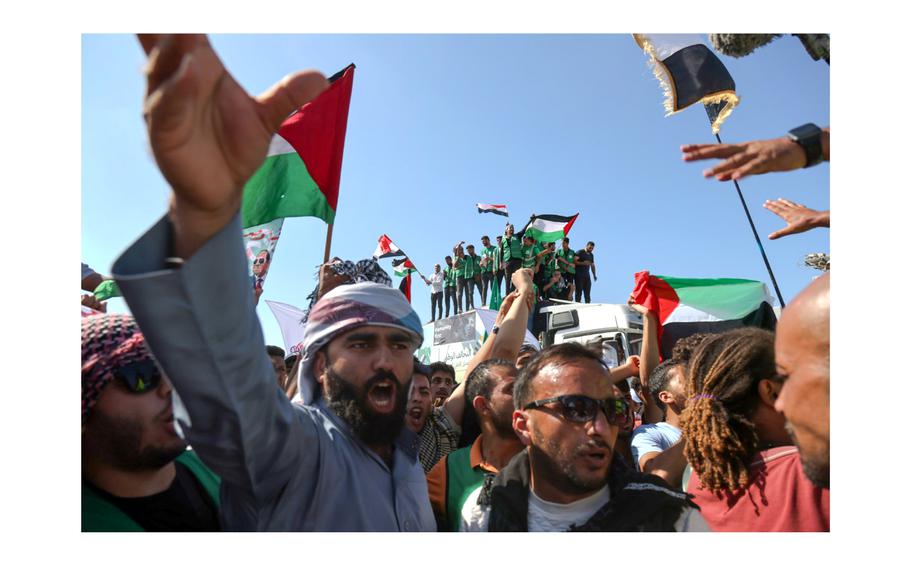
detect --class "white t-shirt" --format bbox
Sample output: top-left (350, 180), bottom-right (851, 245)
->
top-left (427, 272), bottom-right (445, 293)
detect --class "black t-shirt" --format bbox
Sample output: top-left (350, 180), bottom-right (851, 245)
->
top-left (86, 461), bottom-right (221, 531)
top-left (575, 250), bottom-right (594, 277)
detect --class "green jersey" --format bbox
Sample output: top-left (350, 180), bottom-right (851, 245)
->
top-left (502, 235), bottom-right (522, 262)
top-left (444, 267), bottom-right (456, 287)
top-left (463, 254), bottom-right (481, 279)
top-left (556, 247), bottom-right (576, 274)
top-left (481, 245), bottom-right (497, 273)
top-left (453, 256), bottom-right (466, 278)
top-left (521, 244), bottom-right (538, 269)
top-left (541, 248), bottom-right (557, 278)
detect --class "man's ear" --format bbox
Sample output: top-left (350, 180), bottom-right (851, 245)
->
top-left (472, 396), bottom-right (488, 417)
top-left (757, 379), bottom-right (782, 408)
top-left (512, 410), bottom-right (532, 447)
top-left (658, 390), bottom-right (674, 405)
top-left (314, 349), bottom-right (327, 387)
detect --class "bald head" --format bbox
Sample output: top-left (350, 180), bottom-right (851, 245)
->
top-left (774, 272), bottom-right (830, 488)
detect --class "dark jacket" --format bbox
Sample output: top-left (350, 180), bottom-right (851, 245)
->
top-left (482, 450), bottom-right (698, 532)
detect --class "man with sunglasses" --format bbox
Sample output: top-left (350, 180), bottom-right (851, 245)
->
top-left (82, 314), bottom-right (221, 531)
top-left (111, 35), bottom-right (435, 531)
top-left (462, 342), bottom-right (706, 531)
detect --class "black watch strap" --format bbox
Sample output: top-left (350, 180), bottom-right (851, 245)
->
top-left (787, 123), bottom-right (823, 168)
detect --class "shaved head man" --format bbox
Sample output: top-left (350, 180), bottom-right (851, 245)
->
top-left (774, 273), bottom-right (830, 488)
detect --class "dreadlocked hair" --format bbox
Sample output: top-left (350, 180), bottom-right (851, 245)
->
top-left (679, 327), bottom-right (776, 494)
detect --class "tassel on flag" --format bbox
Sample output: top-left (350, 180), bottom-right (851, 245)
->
top-left (633, 34), bottom-right (739, 134)
top-left (373, 234), bottom-right (406, 259)
top-left (477, 203), bottom-right (509, 217)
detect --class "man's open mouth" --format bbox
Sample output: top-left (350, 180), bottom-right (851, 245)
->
top-left (366, 379), bottom-right (397, 413)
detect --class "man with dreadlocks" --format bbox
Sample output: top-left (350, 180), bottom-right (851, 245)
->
top-left (462, 342), bottom-right (708, 531)
top-left (680, 328), bottom-right (829, 531)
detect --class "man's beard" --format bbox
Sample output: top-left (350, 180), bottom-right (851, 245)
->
top-left (324, 368), bottom-right (407, 448)
top-left (490, 405), bottom-right (518, 440)
top-left (531, 427), bottom-right (610, 495)
top-left (786, 422), bottom-right (830, 488)
top-left (83, 410), bottom-right (186, 472)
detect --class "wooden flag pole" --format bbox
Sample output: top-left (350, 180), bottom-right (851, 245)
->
top-left (323, 223), bottom-right (334, 264)
top-left (714, 133), bottom-right (786, 309)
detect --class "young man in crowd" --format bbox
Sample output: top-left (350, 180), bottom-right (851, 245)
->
top-left (774, 272), bottom-right (830, 489)
top-left (631, 359), bottom-right (686, 473)
top-left (555, 238), bottom-right (576, 294)
top-left (427, 360), bottom-right (522, 531)
top-left (463, 244), bottom-right (481, 311)
top-left (113, 34), bottom-right (434, 531)
top-left (574, 241), bottom-right (596, 303)
top-left (462, 343), bottom-right (707, 531)
top-left (480, 235), bottom-right (497, 306)
top-left (453, 242), bottom-right (467, 314)
top-left (422, 263), bottom-right (445, 322)
top-left (493, 235), bottom-right (505, 299)
top-left (267, 345), bottom-right (287, 390)
top-left (429, 361), bottom-right (457, 405)
top-left (501, 223), bottom-right (523, 294)
top-left (82, 314), bottom-right (221, 531)
top-left (406, 358), bottom-right (467, 472)
top-left (443, 255), bottom-right (457, 318)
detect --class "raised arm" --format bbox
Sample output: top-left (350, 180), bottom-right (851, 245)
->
top-left (489, 269), bottom-right (534, 362)
top-left (628, 299), bottom-right (663, 425)
top-left (114, 34), bottom-right (329, 499)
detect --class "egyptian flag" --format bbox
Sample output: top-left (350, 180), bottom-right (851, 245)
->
top-left (241, 64), bottom-right (355, 228)
top-left (477, 203), bottom-right (509, 217)
top-left (392, 257), bottom-right (417, 277)
top-left (633, 34), bottom-right (739, 134)
top-left (522, 213), bottom-right (579, 243)
top-left (631, 271), bottom-right (777, 360)
top-left (373, 234), bottom-right (406, 259)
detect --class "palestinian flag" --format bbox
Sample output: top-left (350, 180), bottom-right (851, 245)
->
top-left (241, 64), bottom-right (355, 228)
top-left (398, 272), bottom-right (412, 304)
top-left (477, 203), bottom-right (509, 217)
top-left (373, 234), bottom-right (406, 259)
top-left (392, 257), bottom-right (417, 277)
top-left (633, 34), bottom-right (739, 134)
top-left (631, 271), bottom-right (777, 360)
top-left (522, 213), bottom-right (579, 243)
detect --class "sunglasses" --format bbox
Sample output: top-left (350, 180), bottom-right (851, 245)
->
top-left (524, 394), bottom-right (630, 426)
top-left (112, 359), bottom-right (163, 394)
top-left (253, 257), bottom-right (268, 266)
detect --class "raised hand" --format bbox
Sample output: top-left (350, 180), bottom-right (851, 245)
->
top-left (681, 137), bottom-right (808, 182)
top-left (763, 198), bottom-right (830, 240)
top-left (138, 35), bottom-right (328, 257)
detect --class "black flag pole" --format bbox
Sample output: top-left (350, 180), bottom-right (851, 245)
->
top-left (710, 129), bottom-right (787, 309)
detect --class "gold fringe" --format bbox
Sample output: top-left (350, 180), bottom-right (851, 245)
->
top-left (633, 34), bottom-right (741, 134)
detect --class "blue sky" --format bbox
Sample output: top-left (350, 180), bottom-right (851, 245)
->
top-left (82, 34), bottom-right (829, 349)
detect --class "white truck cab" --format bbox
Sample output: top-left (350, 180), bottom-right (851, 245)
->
top-left (539, 301), bottom-right (644, 367)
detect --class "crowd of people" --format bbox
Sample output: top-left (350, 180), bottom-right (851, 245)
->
top-left (81, 34), bottom-right (830, 532)
top-left (421, 233), bottom-right (598, 322)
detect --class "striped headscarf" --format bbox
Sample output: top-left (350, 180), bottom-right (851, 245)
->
top-left (297, 282), bottom-right (423, 404)
top-left (81, 314), bottom-right (153, 424)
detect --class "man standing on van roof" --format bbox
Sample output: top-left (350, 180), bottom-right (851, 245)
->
top-left (112, 34), bottom-right (434, 531)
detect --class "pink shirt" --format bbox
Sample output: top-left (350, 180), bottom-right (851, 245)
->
top-left (687, 446), bottom-right (829, 532)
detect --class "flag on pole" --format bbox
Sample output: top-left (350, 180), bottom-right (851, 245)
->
top-left (522, 213), bottom-right (579, 243)
top-left (373, 234), bottom-right (406, 259)
top-left (633, 34), bottom-right (739, 134)
top-left (241, 64), bottom-right (355, 228)
top-left (392, 257), bottom-right (417, 277)
top-left (398, 272), bottom-right (412, 303)
top-left (477, 203), bottom-right (509, 217)
top-left (630, 271), bottom-right (777, 359)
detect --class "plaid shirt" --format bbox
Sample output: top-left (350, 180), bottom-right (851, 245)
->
top-left (417, 406), bottom-right (461, 473)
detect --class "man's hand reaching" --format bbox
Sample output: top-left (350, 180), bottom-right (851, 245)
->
top-left (682, 137), bottom-right (809, 182)
top-left (138, 34), bottom-right (328, 258)
top-left (763, 198), bottom-right (830, 240)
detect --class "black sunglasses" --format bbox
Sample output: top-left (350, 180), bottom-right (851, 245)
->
top-left (253, 257), bottom-right (268, 266)
top-left (112, 359), bottom-right (163, 394)
top-left (524, 394), bottom-right (630, 426)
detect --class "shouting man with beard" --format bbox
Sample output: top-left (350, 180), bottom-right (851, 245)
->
top-left (82, 314), bottom-right (221, 531)
top-left (462, 342), bottom-right (707, 531)
top-left (112, 34), bottom-right (433, 531)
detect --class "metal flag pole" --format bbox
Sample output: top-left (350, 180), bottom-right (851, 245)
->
top-left (713, 131), bottom-right (786, 309)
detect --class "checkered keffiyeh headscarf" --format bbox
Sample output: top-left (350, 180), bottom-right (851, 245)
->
top-left (81, 314), bottom-right (152, 424)
top-left (297, 282), bottom-right (423, 404)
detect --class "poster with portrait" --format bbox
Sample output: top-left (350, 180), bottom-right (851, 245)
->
top-left (243, 218), bottom-right (284, 298)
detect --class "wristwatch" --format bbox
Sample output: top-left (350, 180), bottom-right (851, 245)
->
top-left (787, 123), bottom-right (824, 168)
top-left (491, 325), bottom-right (500, 335)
